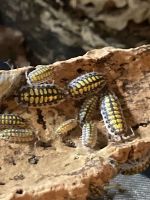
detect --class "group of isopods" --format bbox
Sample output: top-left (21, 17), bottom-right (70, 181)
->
top-left (1, 63), bottom-right (149, 177)
top-left (0, 65), bottom-right (134, 148)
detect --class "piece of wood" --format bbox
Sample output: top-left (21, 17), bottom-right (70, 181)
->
top-left (0, 45), bottom-right (150, 200)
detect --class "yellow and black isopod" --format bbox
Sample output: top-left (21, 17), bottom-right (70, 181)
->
top-left (79, 95), bottom-right (99, 126)
top-left (0, 114), bottom-right (26, 129)
top-left (100, 91), bottom-right (128, 141)
top-left (81, 121), bottom-right (97, 148)
top-left (26, 65), bottom-right (54, 85)
top-left (120, 155), bottom-right (150, 175)
top-left (0, 128), bottom-right (35, 143)
top-left (55, 119), bottom-right (78, 138)
top-left (15, 83), bottom-right (65, 107)
top-left (68, 72), bottom-right (106, 98)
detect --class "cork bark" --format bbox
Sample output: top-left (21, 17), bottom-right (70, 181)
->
top-left (0, 45), bottom-right (150, 200)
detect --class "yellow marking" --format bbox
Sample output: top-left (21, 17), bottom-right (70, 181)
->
top-left (40, 96), bottom-right (44, 103)
top-left (107, 110), bottom-right (120, 115)
top-left (48, 71), bottom-right (52, 76)
top-left (16, 120), bottom-right (20, 124)
top-left (95, 76), bottom-right (100, 80)
top-left (30, 89), bottom-right (34, 96)
top-left (83, 79), bottom-right (89, 84)
top-left (108, 115), bottom-right (115, 120)
top-left (110, 97), bottom-right (115, 102)
top-left (91, 84), bottom-right (95, 89)
top-left (76, 83), bottom-right (81, 89)
top-left (114, 111), bottom-right (120, 115)
top-left (34, 88), bottom-right (39, 96)
top-left (39, 89), bottom-right (43, 95)
top-left (12, 116), bottom-right (16, 119)
top-left (48, 96), bottom-right (53, 101)
top-left (94, 82), bottom-right (99, 88)
top-left (53, 96), bottom-right (58, 100)
top-left (83, 86), bottom-right (88, 92)
top-left (105, 102), bottom-right (111, 107)
top-left (30, 97), bottom-right (34, 104)
top-left (78, 80), bottom-right (85, 86)
top-left (44, 96), bottom-right (48, 103)
top-left (24, 93), bottom-right (29, 101)
top-left (2, 120), bottom-right (4, 124)
top-left (87, 77), bottom-right (93, 82)
top-left (91, 76), bottom-right (97, 81)
top-left (48, 88), bottom-right (52, 93)
top-left (114, 123), bottom-right (123, 129)
top-left (43, 88), bottom-right (47, 95)
top-left (1, 115), bottom-right (4, 119)
top-left (116, 119), bottom-right (123, 123)
top-left (110, 119), bottom-right (118, 125)
top-left (115, 114), bottom-right (122, 119)
top-left (32, 75), bottom-right (37, 81)
top-left (112, 102), bottom-right (118, 107)
top-left (53, 89), bottom-right (57, 94)
top-left (72, 88), bottom-right (79, 95)
top-left (35, 96), bottom-right (39, 104)
top-left (79, 88), bottom-right (84, 95)
top-left (87, 85), bottom-right (91, 91)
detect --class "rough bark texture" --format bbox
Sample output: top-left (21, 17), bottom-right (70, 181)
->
top-left (0, 0), bottom-right (150, 64)
top-left (0, 45), bottom-right (150, 200)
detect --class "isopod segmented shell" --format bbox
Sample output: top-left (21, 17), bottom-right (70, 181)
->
top-left (0, 114), bottom-right (26, 129)
top-left (79, 95), bottom-right (99, 126)
top-left (82, 121), bottom-right (97, 148)
top-left (120, 154), bottom-right (150, 175)
top-left (15, 83), bottom-right (65, 107)
top-left (55, 119), bottom-right (78, 138)
top-left (0, 128), bottom-right (35, 143)
top-left (68, 72), bottom-right (106, 98)
top-left (100, 91), bottom-right (127, 141)
top-left (26, 65), bottom-right (54, 85)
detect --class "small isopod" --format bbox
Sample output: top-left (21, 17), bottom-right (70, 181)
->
top-left (68, 72), bottom-right (106, 98)
top-left (0, 113), bottom-right (26, 129)
top-left (100, 91), bottom-right (128, 141)
top-left (0, 128), bottom-right (35, 143)
top-left (15, 83), bottom-right (65, 107)
top-left (79, 95), bottom-right (99, 125)
top-left (120, 155), bottom-right (150, 175)
top-left (81, 121), bottom-right (97, 148)
top-left (55, 119), bottom-right (78, 138)
top-left (26, 65), bottom-right (54, 85)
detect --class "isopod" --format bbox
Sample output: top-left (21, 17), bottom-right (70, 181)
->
top-left (68, 72), bottom-right (106, 98)
top-left (0, 128), bottom-right (35, 143)
top-left (100, 91), bottom-right (128, 141)
top-left (79, 95), bottom-right (99, 125)
top-left (0, 113), bottom-right (26, 129)
top-left (81, 121), bottom-right (97, 148)
top-left (55, 119), bottom-right (78, 138)
top-left (120, 154), bottom-right (150, 175)
top-left (26, 65), bottom-right (54, 85)
top-left (15, 83), bottom-right (65, 107)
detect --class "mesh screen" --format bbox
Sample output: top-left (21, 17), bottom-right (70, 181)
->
top-left (89, 166), bottom-right (150, 200)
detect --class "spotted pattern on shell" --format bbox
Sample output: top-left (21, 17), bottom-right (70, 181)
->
top-left (0, 128), bottom-right (35, 143)
top-left (15, 83), bottom-right (65, 107)
top-left (100, 91), bottom-right (127, 141)
top-left (0, 114), bottom-right (26, 129)
top-left (68, 72), bottom-right (106, 98)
